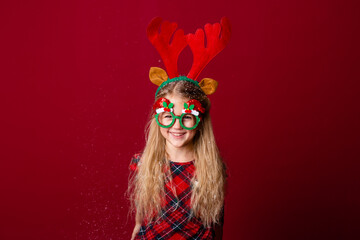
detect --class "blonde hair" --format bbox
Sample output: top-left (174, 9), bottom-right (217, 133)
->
top-left (128, 81), bottom-right (226, 227)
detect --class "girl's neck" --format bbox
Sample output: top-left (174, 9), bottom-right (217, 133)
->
top-left (166, 144), bottom-right (195, 163)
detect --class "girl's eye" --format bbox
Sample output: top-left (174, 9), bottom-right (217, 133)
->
top-left (183, 115), bottom-right (194, 120)
top-left (164, 115), bottom-right (172, 119)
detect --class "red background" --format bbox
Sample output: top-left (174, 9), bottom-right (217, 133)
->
top-left (1, 0), bottom-right (359, 239)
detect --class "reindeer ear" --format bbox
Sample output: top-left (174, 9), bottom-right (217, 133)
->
top-left (149, 67), bottom-right (169, 86)
top-left (199, 78), bottom-right (218, 95)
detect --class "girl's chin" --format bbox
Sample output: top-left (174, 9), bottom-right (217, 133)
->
top-left (166, 139), bottom-right (190, 149)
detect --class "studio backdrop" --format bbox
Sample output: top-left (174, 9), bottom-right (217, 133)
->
top-left (1, 0), bottom-right (359, 239)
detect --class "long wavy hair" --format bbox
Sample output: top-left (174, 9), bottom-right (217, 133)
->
top-left (128, 80), bottom-right (226, 227)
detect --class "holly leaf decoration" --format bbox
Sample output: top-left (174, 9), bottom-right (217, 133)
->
top-left (184, 103), bottom-right (189, 109)
top-left (189, 104), bottom-right (195, 110)
top-left (163, 102), bottom-right (168, 108)
top-left (168, 103), bottom-right (174, 108)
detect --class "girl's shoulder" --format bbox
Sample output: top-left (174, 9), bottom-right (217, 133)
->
top-left (129, 153), bottom-right (142, 172)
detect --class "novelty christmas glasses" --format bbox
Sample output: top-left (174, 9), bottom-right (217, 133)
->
top-left (153, 98), bottom-right (205, 130)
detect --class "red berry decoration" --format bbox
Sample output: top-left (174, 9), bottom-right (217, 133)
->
top-left (153, 98), bottom-right (172, 112)
top-left (184, 100), bottom-right (205, 113)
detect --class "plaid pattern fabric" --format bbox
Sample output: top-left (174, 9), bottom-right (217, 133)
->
top-left (130, 154), bottom-right (215, 240)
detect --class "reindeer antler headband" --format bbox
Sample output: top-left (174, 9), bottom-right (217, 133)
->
top-left (147, 17), bottom-right (231, 97)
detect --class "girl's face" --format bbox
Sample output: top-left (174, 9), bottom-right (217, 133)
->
top-left (159, 94), bottom-right (197, 150)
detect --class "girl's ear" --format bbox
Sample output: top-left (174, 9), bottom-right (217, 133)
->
top-left (149, 67), bottom-right (169, 86)
top-left (199, 78), bottom-right (218, 95)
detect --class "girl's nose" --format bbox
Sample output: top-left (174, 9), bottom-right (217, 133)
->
top-left (172, 118), bottom-right (182, 129)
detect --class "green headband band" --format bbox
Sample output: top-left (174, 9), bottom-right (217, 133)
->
top-left (155, 76), bottom-right (200, 97)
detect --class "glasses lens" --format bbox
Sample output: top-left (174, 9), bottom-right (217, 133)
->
top-left (181, 114), bottom-right (197, 129)
top-left (158, 112), bottom-right (173, 127)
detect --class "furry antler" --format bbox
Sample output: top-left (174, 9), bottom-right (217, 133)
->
top-left (147, 17), bottom-right (188, 79)
top-left (186, 17), bottom-right (231, 80)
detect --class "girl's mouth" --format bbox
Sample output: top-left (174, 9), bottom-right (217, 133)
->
top-left (170, 132), bottom-right (186, 138)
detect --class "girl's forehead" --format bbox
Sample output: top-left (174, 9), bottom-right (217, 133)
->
top-left (164, 94), bottom-right (189, 105)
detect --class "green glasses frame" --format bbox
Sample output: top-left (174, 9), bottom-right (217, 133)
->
top-left (155, 112), bottom-right (200, 130)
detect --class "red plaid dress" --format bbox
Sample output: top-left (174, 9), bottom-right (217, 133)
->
top-left (130, 153), bottom-right (215, 240)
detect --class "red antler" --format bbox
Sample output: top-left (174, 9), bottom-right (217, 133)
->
top-left (147, 17), bottom-right (188, 79)
top-left (186, 17), bottom-right (231, 80)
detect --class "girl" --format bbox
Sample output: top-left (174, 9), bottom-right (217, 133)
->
top-left (128, 17), bottom-right (231, 240)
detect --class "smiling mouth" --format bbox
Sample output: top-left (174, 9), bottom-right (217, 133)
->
top-left (170, 132), bottom-right (186, 137)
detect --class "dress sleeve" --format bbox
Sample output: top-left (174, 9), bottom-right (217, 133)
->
top-left (129, 153), bottom-right (142, 173)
